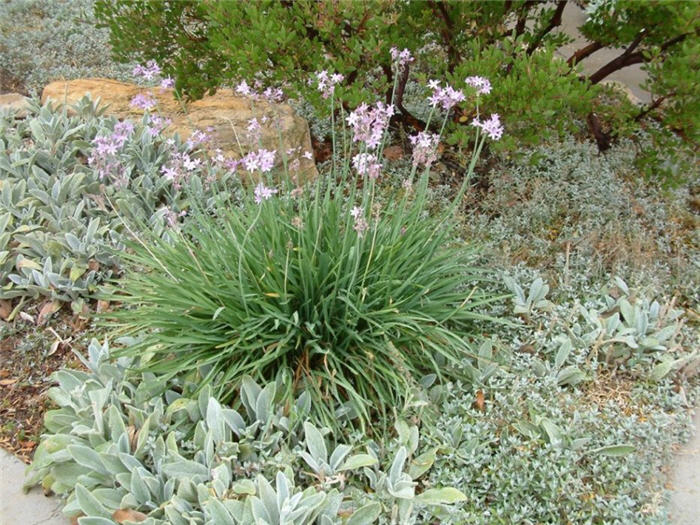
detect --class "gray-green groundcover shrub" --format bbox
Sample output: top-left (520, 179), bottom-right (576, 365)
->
top-left (25, 339), bottom-right (466, 524)
top-left (0, 0), bottom-right (135, 95)
top-left (461, 135), bottom-right (699, 305)
top-left (0, 97), bottom-right (239, 308)
top-left (414, 274), bottom-right (699, 524)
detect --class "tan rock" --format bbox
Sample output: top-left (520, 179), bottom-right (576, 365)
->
top-left (0, 93), bottom-right (31, 118)
top-left (41, 78), bottom-right (317, 180)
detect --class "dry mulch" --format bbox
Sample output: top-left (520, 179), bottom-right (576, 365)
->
top-left (0, 301), bottom-right (92, 463)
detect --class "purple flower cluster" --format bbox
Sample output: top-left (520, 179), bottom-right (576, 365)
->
top-left (132, 60), bottom-right (161, 81)
top-left (88, 121), bottom-right (135, 181)
top-left (390, 47), bottom-right (414, 68)
top-left (254, 182), bottom-right (278, 203)
top-left (409, 131), bottom-right (440, 168)
top-left (160, 151), bottom-right (203, 189)
top-left (247, 118), bottom-right (262, 142)
top-left (346, 102), bottom-right (394, 150)
top-left (427, 80), bottom-right (465, 111)
top-left (241, 149), bottom-right (276, 173)
top-left (314, 70), bottom-right (344, 99)
top-left (160, 77), bottom-right (175, 90)
top-left (130, 93), bottom-right (156, 111)
top-left (185, 129), bottom-right (210, 150)
top-left (465, 76), bottom-right (492, 95)
top-left (472, 113), bottom-right (504, 141)
top-left (234, 80), bottom-right (285, 103)
top-left (352, 153), bottom-right (382, 179)
top-left (145, 115), bottom-right (171, 137)
top-left (350, 206), bottom-right (369, 236)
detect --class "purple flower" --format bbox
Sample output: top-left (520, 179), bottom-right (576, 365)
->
top-left (242, 149), bottom-right (276, 173)
top-left (133, 60), bottom-right (161, 81)
top-left (390, 47), bottom-right (414, 67)
top-left (247, 118), bottom-right (262, 142)
top-left (235, 80), bottom-right (254, 97)
top-left (130, 93), bottom-right (156, 111)
top-left (471, 113), bottom-right (504, 141)
top-left (315, 70), bottom-right (344, 99)
top-left (254, 182), bottom-right (278, 203)
top-left (352, 153), bottom-right (382, 179)
top-left (465, 76), bottom-right (492, 95)
top-left (161, 165), bottom-right (179, 181)
top-left (409, 131), bottom-right (440, 168)
top-left (346, 101), bottom-right (394, 150)
top-left (262, 87), bottom-right (284, 102)
top-left (353, 216), bottom-right (369, 236)
top-left (186, 129), bottom-right (209, 150)
top-left (427, 81), bottom-right (465, 111)
top-left (350, 206), bottom-right (362, 219)
top-left (160, 77), bottom-right (175, 89)
top-left (302, 150), bottom-right (313, 160)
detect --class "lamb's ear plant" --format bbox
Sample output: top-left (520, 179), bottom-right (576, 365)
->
top-left (104, 56), bottom-right (504, 434)
top-left (25, 339), bottom-right (466, 524)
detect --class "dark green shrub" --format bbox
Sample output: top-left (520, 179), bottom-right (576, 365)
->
top-left (95, 0), bottom-right (698, 154)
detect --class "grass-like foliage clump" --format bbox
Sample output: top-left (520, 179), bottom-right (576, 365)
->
top-left (108, 63), bottom-right (500, 431)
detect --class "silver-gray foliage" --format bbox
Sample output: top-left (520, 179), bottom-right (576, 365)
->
top-left (0, 96), bottom-right (238, 307)
top-left (25, 340), bottom-right (465, 524)
top-left (0, 0), bottom-right (135, 96)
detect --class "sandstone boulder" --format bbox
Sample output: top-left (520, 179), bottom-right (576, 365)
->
top-left (42, 79), bottom-right (316, 179)
top-left (0, 93), bottom-right (31, 118)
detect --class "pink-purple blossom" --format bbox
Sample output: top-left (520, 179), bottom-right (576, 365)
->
top-left (427, 81), bottom-right (465, 111)
top-left (352, 153), bottom-right (382, 179)
top-left (465, 76), bottom-right (492, 95)
top-left (247, 118), bottom-right (262, 142)
top-left (130, 93), bottom-right (157, 111)
top-left (314, 70), bottom-right (344, 99)
top-left (346, 102), bottom-right (394, 150)
top-left (132, 60), bottom-right (161, 81)
top-left (254, 182), bottom-right (278, 203)
top-left (471, 113), bottom-right (504, 141)
top-left (409, 131), bottom-right (440, 168)
top-left (145, 115), bottom-right (170, 137)
top-left (390, 47), bottom-right (414, 67)
top-left (242, 149), bottom-right (276, 173)
top-left (186, 130), bottom-right (210, 150)
top-left (160, 77), bottom-right (175, 89)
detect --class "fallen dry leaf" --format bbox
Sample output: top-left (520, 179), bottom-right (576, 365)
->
top-left (0, 300), bottom-right (11, 320)
top-left (113, 509), bottom-right (148, 523)
top-left (474, 389), bottom-right (485, 412)
top-left (37, 300), bottom-right (61, 325)
top-left (0, 378), bottom-right (18, 386)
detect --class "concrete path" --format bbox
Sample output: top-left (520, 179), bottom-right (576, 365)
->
top-left (0, 449), bottom-right (69, 525)
top-left (668, 409), bottom-right (700, 525)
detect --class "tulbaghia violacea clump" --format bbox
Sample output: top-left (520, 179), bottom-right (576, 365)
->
top-left (409, 131), bottom-right (440, 168)
top-left (346, 101), bottom-right (395, 150)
